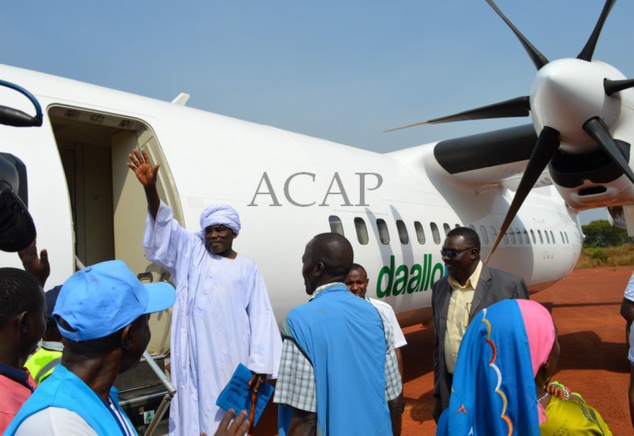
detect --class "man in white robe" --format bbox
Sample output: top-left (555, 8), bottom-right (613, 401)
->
top-left (128, 149), bottom-right (282, 435)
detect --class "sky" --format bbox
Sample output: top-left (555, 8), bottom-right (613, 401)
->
top-left (1, 0), bottom-right (631, 224)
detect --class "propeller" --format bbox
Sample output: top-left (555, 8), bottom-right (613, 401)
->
top-left (384, 97), bottom-right (530, 132)
top-left (486, 127), bottom-right (560, 261)
top-left (604, 78), bottom-right (634, 96)
top-left (583, 117), bottom-right (634, 184)
top-left (577, 0), bottom-right (616, 61)
top-left (387, 0), bottom-right (634, 262)
top-left (484, 0), bottom-right (549, 70)
top-left (484, 0), bottom-right (632, 261)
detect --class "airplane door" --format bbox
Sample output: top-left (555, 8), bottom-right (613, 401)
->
top-left (111, 130), bottom-right (151, 271)
top-left (112, 129), bottom-right (174, 356)
top-left (49, 106), bottom-right (176, 355)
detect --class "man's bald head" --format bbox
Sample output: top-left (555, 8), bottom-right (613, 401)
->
top-left (302, 233), bottom-right (353, 295)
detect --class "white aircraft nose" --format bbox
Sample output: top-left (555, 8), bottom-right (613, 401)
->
top-left (530, 58), bottom-right (622, 151)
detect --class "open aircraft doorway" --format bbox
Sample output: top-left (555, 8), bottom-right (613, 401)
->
top-left (48, 105), bottom-right (173, 355)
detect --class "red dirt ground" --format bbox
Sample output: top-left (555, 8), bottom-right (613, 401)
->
top-left (254, 266), bottom-right (634, 435)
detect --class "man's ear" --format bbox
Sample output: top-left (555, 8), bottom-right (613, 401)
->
top-left (315, 261), bottom-right (324, 277)
top-left (120, 324), bottom-right (134, 351)
top-left (17, 311), bottom-right (30, 333)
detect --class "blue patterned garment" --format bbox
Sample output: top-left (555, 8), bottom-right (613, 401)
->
top-left (436, 299), bottom-right (540, 436)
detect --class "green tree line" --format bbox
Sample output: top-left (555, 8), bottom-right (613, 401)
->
top-left (582, 220), bottom-right (632, 247)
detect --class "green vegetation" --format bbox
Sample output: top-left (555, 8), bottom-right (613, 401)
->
top-left (582, 219), bottom-right (631, 247)
top-left (576, 220), bottom-right (634, 268)
top-left (576, 244), bottom-right (634, 268)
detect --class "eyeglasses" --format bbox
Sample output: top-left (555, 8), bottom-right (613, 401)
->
top-left (440, 248), bottom-right (474, 259)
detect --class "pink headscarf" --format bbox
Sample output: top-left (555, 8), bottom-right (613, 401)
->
top-left (517, 299), bottom-right (556, 424)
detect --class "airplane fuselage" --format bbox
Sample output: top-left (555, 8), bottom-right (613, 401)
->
top-left (0, 64), bottom-right (583, 339)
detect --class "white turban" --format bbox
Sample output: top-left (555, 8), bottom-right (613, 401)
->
top-left (198, 204), bottom-right (241, 236)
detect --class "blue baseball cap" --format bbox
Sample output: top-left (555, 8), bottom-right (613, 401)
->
top-left (54, 260), bottom-right (176, 342)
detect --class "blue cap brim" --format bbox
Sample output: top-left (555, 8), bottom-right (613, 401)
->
top-left (143, 281), bottom-right (176, 315)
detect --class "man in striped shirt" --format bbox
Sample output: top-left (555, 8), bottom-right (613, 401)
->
top-left (274, 233), bottom-right (404, 435)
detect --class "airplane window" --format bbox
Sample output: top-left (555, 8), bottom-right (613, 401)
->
top-left (377, 219), bottom-right (390, 245)
top-left (431, 222), bottom-right (441, 244)
top-left (509, 231), bottom-right (516, 244)
top-left (550, 231), bottom-right (555, 244)
top-left (515, 228), bottom-right (523, 244)
top-left (560, 231), bottom-right (565, 244)
top-left (469, 224), bottom-right (477, 232)
top-left (414, 221), bottom-right (426, 244)
top-left (565, 232), bottom-right (569, 244)
top-left (329, 216), bottom-right (344, 236)
top-left (503, 231), bottom-right (508, 244)
top-left (480, 225), bottom-right (489, 245)
top-left (455, 223), bottom-right (461, 228)
top-left (524, 229), bottom-right (530, 244)
top-left (530, 229), bottom-right (536, 244)
top-left (538, 230), bottom-right (544, 244)
top-left (443, 223), bottom-right (451, 236)
top-left (545, 231), bottom-right (550, 244)
top-left (396, 220), bottom-right (409, 245)
top-left (490, 226), bottom-right (497, 240)
top-left (354, 218), bottom-right (369, 245)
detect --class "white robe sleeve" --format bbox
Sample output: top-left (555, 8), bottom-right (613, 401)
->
top-left (245, 265), bottom-right (282, 377)
top-left (143, 200), bottom-right (198, 276)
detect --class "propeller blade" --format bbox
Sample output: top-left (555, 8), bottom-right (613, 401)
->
top-left (486, 126), bottom-right (560, 263)
top-left (485, 0), bottom-right (549, 70)
top-left (583, 117), bottom-right (634, 184)
top-left (384, 96), bottom-right (530, 132)
top-left (577, 0), bottom-right (617, 61)
top-left (604, 78), bottom-right (634, 96)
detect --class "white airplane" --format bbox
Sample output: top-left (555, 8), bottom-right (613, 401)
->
top-left (5, 0), bottom-right (633, 426)
top-left (0, 0), bottom-right (631, 360)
